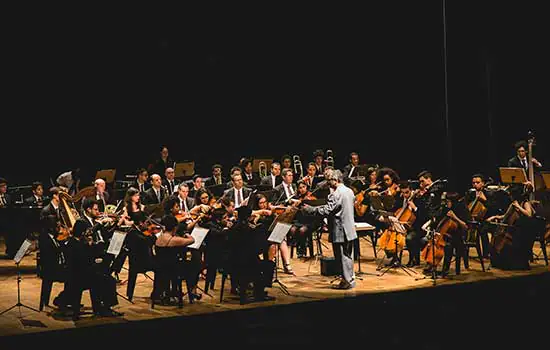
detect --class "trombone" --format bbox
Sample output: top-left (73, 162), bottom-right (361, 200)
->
top-left (258, 161), bottom-right (268, 178)
top-left (325, 149), bottom-right (334, 168)
top-left (293, 155), bottom-right (304, 179)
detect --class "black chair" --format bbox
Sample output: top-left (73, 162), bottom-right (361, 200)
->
top-left (151, 246), bottom-right (185, 309)
top-left (531, 216), bottom-right (548, 266)
top-left (463, 221), bottom-right (486, 272)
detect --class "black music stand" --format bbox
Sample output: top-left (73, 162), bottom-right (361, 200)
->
top-left (0, 240), bottom-right (40, 318)
top-left (376, 213), bottom-right (418, 278)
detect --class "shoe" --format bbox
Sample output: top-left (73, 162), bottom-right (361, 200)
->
top-left (332, 282), bottom-right (353, 290)
top-left (283, 264), bottom-right (295, 275)
top-left (97, 309), bottom-right (124, 317)
top-left (254, 293), bottom-right (276, 302)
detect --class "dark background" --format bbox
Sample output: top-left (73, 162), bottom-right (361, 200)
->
top-left (3, 2), bottom-right (548, 193)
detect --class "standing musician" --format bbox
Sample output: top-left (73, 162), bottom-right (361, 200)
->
top-left (303, 169), bottom-right (357, 289)
top-left (68, 198), bottom-right (122, 319)
top-left (240, 158), bottom-right (261, 186)
top-left (163, 167), bottom-right (179, 195)
top-left (143, 174), bottom-right (169, 206)
top-left (25, 181), bottom-right (48, 207)
top-left (150, 145), bottom-right (175, 177)
top-left (260, 162), bottom-right (282, 189)
top-left (508, 140), bottom-right (543, 171)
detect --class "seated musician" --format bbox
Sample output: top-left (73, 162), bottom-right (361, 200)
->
top-left (260, 162), bottom-right (282, 189)
top-left (281, 154), bottom-right (293, 172)
top-left (225, 166), bottom-right (243, 189)
top-left (151, 214), bottom-right (194, 306)
top-left (270, 168), bottom-right (297, 274)
top-left (222, 173), bottom-right (253, 209)
top-left (85, 178), bottom-right (110, 213)
top-left (312, 149), bottom-right (325, 175)
top-left (342, 151), bottom-right (360, 182)
top-left (134, 168), bottom-right (151, 194)
top-left (229, 206), bottom-right (275, 304)
top-left (69, 198), bottom-right (122, 319)
top-left (368, 167), bottom-right (400, 238)
top-left (289, 180), bottom-right (320, 258)
top-left (240, 158), bottom-right (260, 186)
top-left (163, 167), bottom-right (179, 195)
top-left (25, 181), bottom-right (48, 207)
top-left (391, 182), bottom-right (423, 267)
top-left (175, 183), bottom-right (194, 217)
top-left (464, 174), bottom-right (491, 259)
top-left (0, 177), bottom-right (11, 208)
top-left (439, 192), bottom-right (471, 277)
top-left (486, 185), bottom-right (535, 270)
top-left (143, 174), bottom-right (168, 205)
top-left (189, 174), bottom-right (203, 199)
top-left (205, 164), bottom-right (227, 187)
top-left (302, 162), bottom-right (321, 190)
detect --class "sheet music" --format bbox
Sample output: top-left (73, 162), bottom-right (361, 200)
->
top-left (106, 231), bottom-right (126, 256)
top-left (188, 226), bottom-right (209, 249)
top-left (387, 216), bottom-right (407, 234)
top-left (268, 222), bottom-right (292, 244)
top-left (354, 222), bottom-right (375, 231)
top-left (14, 239), bottom-right (32, 264)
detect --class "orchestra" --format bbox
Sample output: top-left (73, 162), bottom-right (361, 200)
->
top-left (1, 138), bottom-right (548, 320)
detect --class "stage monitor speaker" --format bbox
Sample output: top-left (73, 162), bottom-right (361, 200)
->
top-left (320, 256), bottom-right (341, 276)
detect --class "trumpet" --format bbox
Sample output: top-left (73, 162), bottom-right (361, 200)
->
top-left (325, 149), bottom-right (334, 168)
top-left (293, 155), bottom-right (304, 179)
top-left (258, 161), bottom-right (268, 178)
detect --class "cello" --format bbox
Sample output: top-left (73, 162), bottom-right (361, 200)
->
top-left (378, 189), bottom-right (418, 255)
top-left (421, 211), bottom-right (459, 268)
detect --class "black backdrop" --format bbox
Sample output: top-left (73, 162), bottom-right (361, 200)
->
top-left (3, 2), bottom-right (548, 193)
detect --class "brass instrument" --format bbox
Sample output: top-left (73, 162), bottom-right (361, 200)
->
top-left (293, 155), bottom-right (304, 179)
top-left (325, 149), bottom-right (334, 168)
top-left (259, 161), bottom-right (268, 178)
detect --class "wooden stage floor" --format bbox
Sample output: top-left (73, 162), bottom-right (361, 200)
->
top-left (1, 234), bottom-right (549, 343)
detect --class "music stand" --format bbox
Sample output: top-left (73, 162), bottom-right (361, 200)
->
top-left (174, 162), bottom-right (195, 178)
top-left (499, 167), bottom-right (527, 185)
top-left (0, 240), bottom-right (40, 318)
top-left (96, 169), bottom-right (116, 184)
top-left (354, 222), bottom-right (377, 278)
top-left (540, 171), bottom-right (550, 190)
top-left (267, 207), bottom-right (298, 295)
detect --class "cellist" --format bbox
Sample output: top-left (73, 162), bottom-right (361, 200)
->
top-left (464, 174), bottom-right (491, 259)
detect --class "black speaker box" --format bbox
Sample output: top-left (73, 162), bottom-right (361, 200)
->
top-left (320, 256), bottom-right (342, 276)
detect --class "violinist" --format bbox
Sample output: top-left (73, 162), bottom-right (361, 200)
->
top-left (273, 168), bottom-right (298, 205)
top-left (439, 192), bottom-right (471, 277)
top-left (289, 180), bottom-right (320, 258)
top-left (68, 198), bottom-right (122, 319)
top-left (84, 178), bottom-right (110, 213)
top-left (369, 167), bottom-right (400, 210)
top-left (175, 183), bottom-right (194, 217)
top-left (222, 173), bottom-right (253, 208)
top-left (143, 174), bottom-right (168, 206)
top-left (486, 185), bottom-right (535, 270)
top-left (416, 170), bottom-right (445, 220)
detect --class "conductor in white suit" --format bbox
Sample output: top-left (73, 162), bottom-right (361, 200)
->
top-left (303, 169), bottom-right (357, 289)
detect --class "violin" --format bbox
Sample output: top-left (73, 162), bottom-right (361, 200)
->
top-left (56, 223), bottom-right (72, 241)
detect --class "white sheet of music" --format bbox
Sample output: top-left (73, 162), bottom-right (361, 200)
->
top-left (14, 239), bottom-right (32, 264)
top-left (107, 231), bottom-right (126, 256)
top-left (387, 216), bottom-right (407, 234)
top-left (268, 222), bottom-right (292, 244)
top-left (188, 227), bottom-right (209, 249)
top-left (354, 222), bottom-right (375, 231)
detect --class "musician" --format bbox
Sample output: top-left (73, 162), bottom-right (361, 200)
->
top-left (163, 167), bottom-right (179, 195)
top-left (150, 145), bottom-right (175, 177)
top-left (240, 158), bottom-right (260, 186)
top-left (205, 164), bottom-right (226, 187)
top-left (189, 175), bottom-right (204, 199)
top-left (69, 198), bottom-right (122, 319)
top-left (226, 166), bottom-right (243, 189)
top-left (143, 174), bottom-right (168, 205)
top-left (260, 162), bottom-right (282, 189)
top-left (84, 178), bottom-right (110, 213)
top-left (228, 206), bottom-right (275, 304)
top-left (303, 169), bottom-right (357, 289)
top-left (0, 177), bottom-right (11, 209)
top-left (464, 174), bottom-right (491, 259)
top-left (302, 162), bottom-right (321, 190)
top-left (175, 183), bottom-right (194, 215)
top-left (56, 168), bottom-right (81, 196)
top-left (342, 152), bottom-right (360, 179)
top-left (417, 170), bottom-right (445, 220)
top-left (222, 173), bottom-right (253, 209)
top-left (313, 149), bottom-right (325, 174)
top-left (486, 186), bottom-right (535, 270)
top-left (289, 180), bottom-right (321, 258)
top-left (151, 215), bottom-right (195, 306)
top-left (134, 168), bottom-right (151, 194)
top-left (24, 181), bottom-right (48, 207)
top-left (39, 187), bottom-right (63, 224)
top-left (392, 182), bottom-right (423, 267)
top-left (251, 193), bottom-right (276, 260)
top-left (507, 140), bottom-right (543, 171)
top-left (273, 168), bottom-right (298, 205)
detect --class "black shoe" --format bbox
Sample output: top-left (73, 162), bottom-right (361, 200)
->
top-left (97, 308), bottom-right (124, 317)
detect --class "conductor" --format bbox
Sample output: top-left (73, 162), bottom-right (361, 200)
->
top-left (302, 169), bottom-right (357, 289)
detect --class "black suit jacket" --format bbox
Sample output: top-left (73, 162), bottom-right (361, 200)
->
top-left (260, 175), bottom-right (282, 189)
top-left (163, 179), bottom-right (180, 195)
top-left (0, 193), bottom-right (11, 208)
top-left (133, 181), bottom-right (152, 194)
top-left (507, 155), bottom-right (541, 172)
top-left (273, 182), bottom-right (298, 204)
top-left (222, 187), bottom-right (253, 205)
top-left (175, 195), bottom-right (195, 212)
top-left (242, 172), bottom-right (261, 186)
top-left (144, 187), bottom-right (168, 205)
top-left (25, 195), bottom-right (49, 207)
top-left (205, 176), bottom-right (228, 188)
top-left (84, 191), bottom-right (111, 213)
top-left (39, 232), bottom-right (67, 280)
